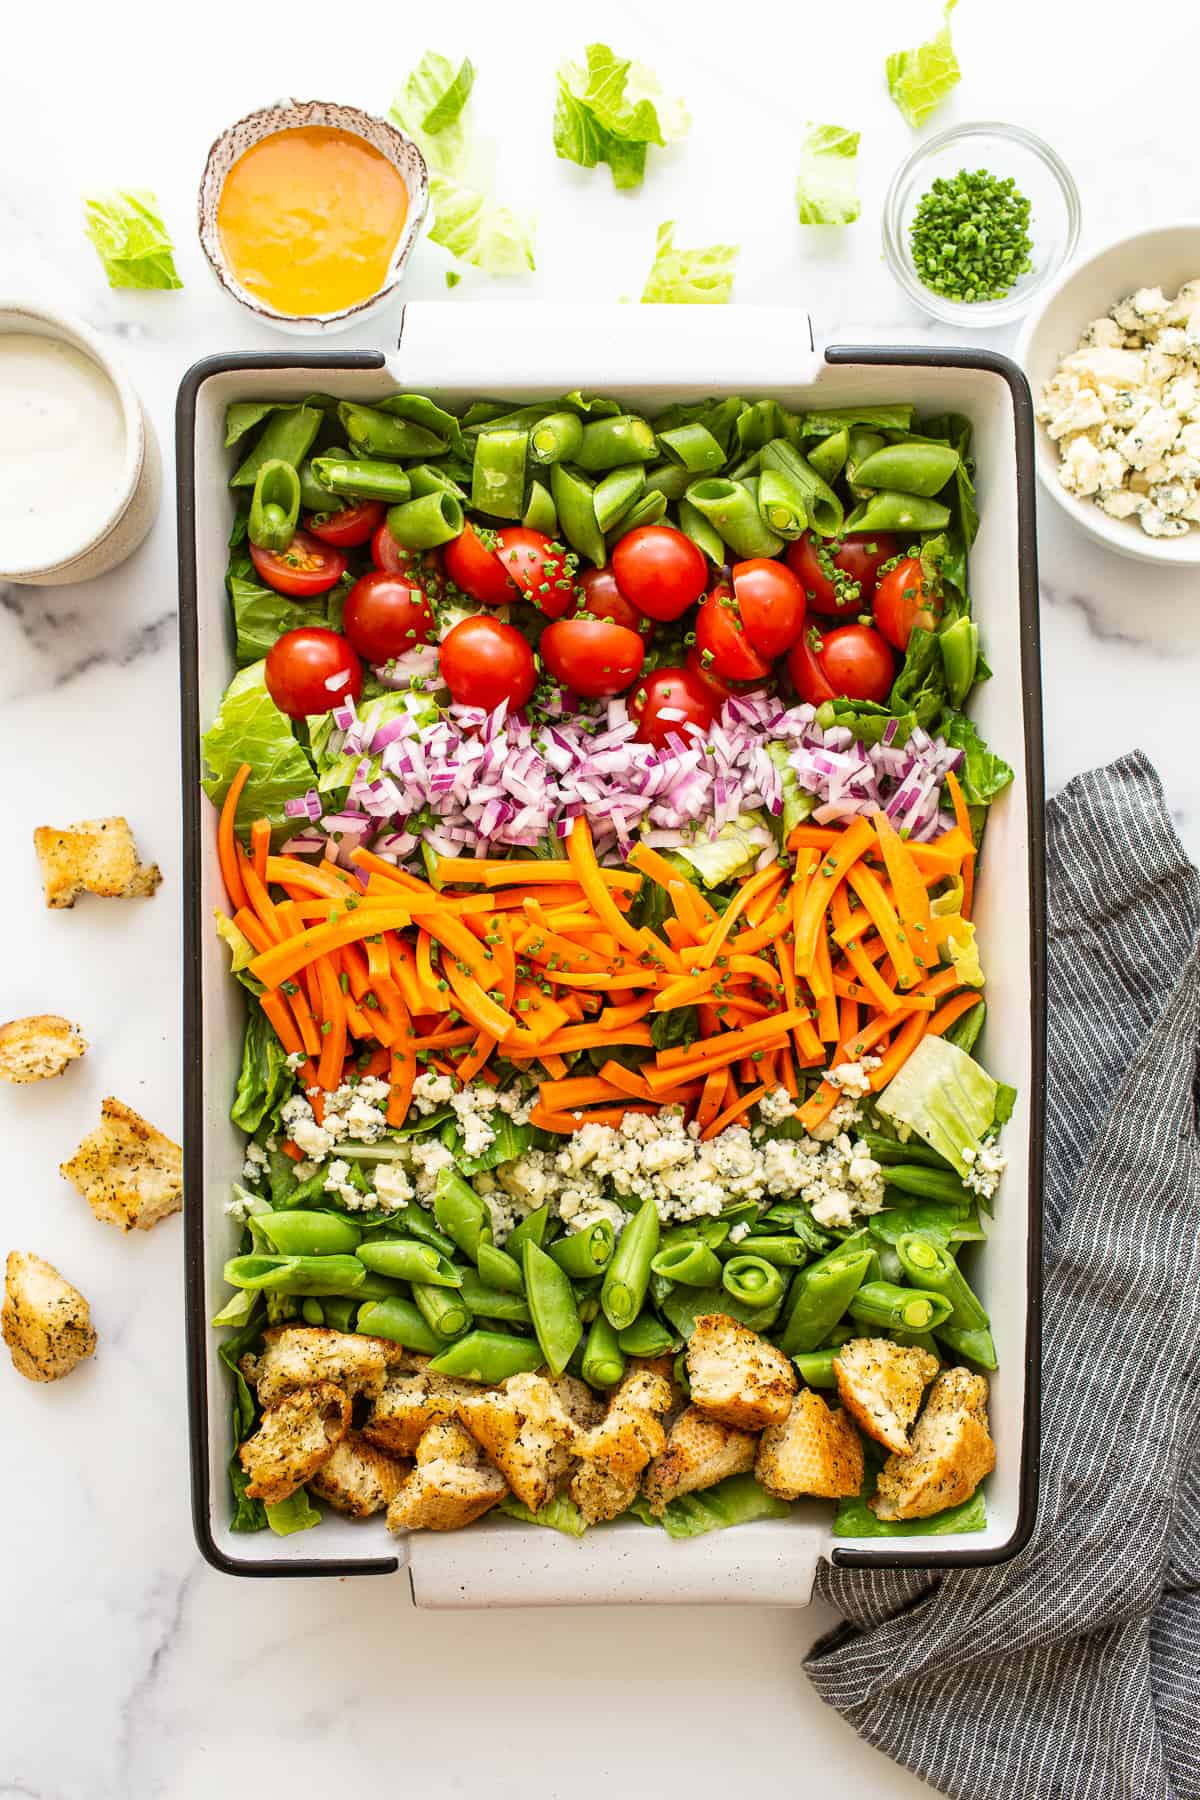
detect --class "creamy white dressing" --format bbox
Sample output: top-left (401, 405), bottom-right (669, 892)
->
top-left (0, 333), bottom-right (127, 571)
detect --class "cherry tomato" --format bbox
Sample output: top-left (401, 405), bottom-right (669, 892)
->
top-left (442, 522), bottom-right (517, 607)
top-left (730, 557), bottom-right (806, 660)
top-left (685, 646), bottom-right (737, 707)
top-left (265, 628), bottom-right (363, 718)
top-left (785, 530), bottom-right (900, 618)
top-left (342, 572), bottom-right (436, 665)
top-left (786, 634), bottom-right (837, 707)
top-left (494, 526), bottom-right (576, 619)
top-left (249, 529), bottom-right (346, 598)
top-left (873, 555), bottom-right (943, 651)
top-left (631, 666), bottom-right (719, 750)
top-left (693, 584), bottom-right (773, 685)
top-left (611, 525), bottom-right (707, 622)
top-left (817, 624), bottom-right (896, 703)
top-left (540, 620), bottom-right (645, 698)
top-left (304, 500), bottom-right (385, 548)
top-left (577, 567), bottom-right (649, 635)
top-left (439, 615), bottom-right (536, 713)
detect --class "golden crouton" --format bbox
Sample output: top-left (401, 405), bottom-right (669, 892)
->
top-left (60, 1096), bottom-right (182, 1232)
top-left (457, 1371), bottom-right (581, 1511)
top-left (550, 1371), bottom-right (605, 1430)
top-left (569, 1460), bottom-right (641, 1526)
top-left (833, 1337), bottom-right (940, 1454)
top-left (872, 1367), bottom-right (997, 1521)
top-left (641, 1404), bottom-right (758, 1515)
top-left (756, 1390), bottom-right (864, 1500)
top-left (574, 1358), bottom-right (675, 1480)
top-left (0, 1015), bottom-right (88, 1084)
top-left (238, 1381), bottom-right (350, 1505)
top-left (34, 816), bottom-right (161, 909)
top-left (387, 1418), bottom-right (508, 1533)
top-left (309, 1429), bottom-right (411, 1518)
top-left (362, 1368), bottom-right (482, 1457)
top-left (2, 1250), bottom-right (97, 1382)
top-left (244, 1326), bottom-right (393, 1407)
top-left (686, 1313), bottom-right (797, 1430)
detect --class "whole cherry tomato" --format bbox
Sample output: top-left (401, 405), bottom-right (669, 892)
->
top-left (439, 615), bottom-right (536, 713)
top-left (730, 558), bottom-right (806, 660)
top-left (342, 572), bottom-right (436, 665)
top-left (265, 628), bottom-right (362, 718)
top-left (540, 619), bottom-right (645, 698)
top-left (577, 567), bottom-right (649, 634)
top-left (630, 666), bottom-right (720, 750)
top-left (611, 525), bottom-right (707, 622)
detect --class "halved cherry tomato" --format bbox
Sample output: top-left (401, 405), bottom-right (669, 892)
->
top-left (731, 558), bottom-right (806, 660)
top-left (873, 555), bottom-right (943, 651)
top-left (540, 620), bottom-right (644, 698)
top-left (265, 628), bottom-right (363, 718)
top-left (693, 584), bottom-right (773, 685)
top-left (439, 615), bottom-right (535, 713)
top-left (442, 522), bottom-right (518, 607)
top-left (685, 646), bottom-right (737, 707)
top-left (785, 530), bottom-right (899, 618)
top-left (790, 623), bottom-right (894, 706)
top-left (631, 666), bottom-right (719, 750)
top-left (786, 633), bottom-right (837, 707)
top-left (494, 527), bottom-right (576, 619)
top-left (611, 525), bottom-right (707, 622)
top-left (304, 501), bottom-right (385, 548)
top-left (342, 572), bottom-right (436, 665)
top-left (249, 529), bottom-right (346, 598)
top-left (577, 567), bottom-right (649, 635)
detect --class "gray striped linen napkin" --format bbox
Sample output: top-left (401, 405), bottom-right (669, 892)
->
top-left (805, 753), bottom-right (1200, 1800)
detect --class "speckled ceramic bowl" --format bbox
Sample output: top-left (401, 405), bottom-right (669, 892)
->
top-left (197, 99), bottom-right (429, 335)
top-left (0, 300), bottom-right (160, 586)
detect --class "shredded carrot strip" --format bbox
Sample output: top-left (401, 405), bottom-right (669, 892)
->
top-left (249, 818), bottom-right (270, 885)
top-left (598, 995), bottom-right (656, 1031)
top-left (315, 958), bottom-right (347, 1090)
top-left (232, 907), bottom-right (274, 957)
top-left (700, 1081), bottom-right (769, 1141)
top-left (528, 1101), bottom-right (660, 1133)
top-left (458, 1031), bottom-right (497, 1083)
top-left (217, 764), bottom-right (251, 911)
top-left (873, 811), bottom-right (935, 977)
top-left (927, 992), bottom-right (983, 1038)
top-left (868, 1011), bottom-right (927, 1090)
top-left (259, 991), bottom-right (304, 1058)
top-left (566, 817), bottom-right (677, 970)
top-left (845, 865), bottom-right (920, 989)
top-left (539, 1076), bottom-right (633, 1110)
top-left (945, 772), bottom-right (976, 919)
top-left (792, 816), bottom-right (877, 975)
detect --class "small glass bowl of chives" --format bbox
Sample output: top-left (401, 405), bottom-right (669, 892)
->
top-left (882, 121), bottom-right (1081, 329)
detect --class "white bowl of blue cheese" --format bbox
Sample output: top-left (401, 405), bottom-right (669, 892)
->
top-left (1017, 222), bottom-right (1200, 564)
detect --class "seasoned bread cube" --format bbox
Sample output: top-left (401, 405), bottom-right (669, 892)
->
top-left (60, 1096), bottom-right (182, 1232)
top-left (833, 1337), bottom-right (939, 1454)
top-left (387, 1418), bottom-right (508, 1532)
top-left (756, 1390), bottom-right (864, 1500)
top-left (238, 1381), bottom-right (350, 1505)
top-left (309, 1429), bottom-right (411, 1518)
top-left (34, 816), bottom-right (161, 908)
top-left (457, 1371), bottom-right (581, 1511)
top-left (570, 1460), bottom-right (641, 1526)
top-left (641, 1404), bottom-right (758, 1515)
top-left (362, 1369), bottom-right (482, 1457)
top-left (574, 1358), bottom-right (675, 1480)
top-left (0, 1015), bottom-right (87, 1084)
top-left (872, 1367), bottom-right (996, 1521)
top-left (686, 1313), bottom-right (797, 1430)
top-left (2, 1250), bottom-right (97, 1382)
top-left (243, 1326), bottom-right (393, 1407)
top-left (550, 1371), bottom-right (605, 1430)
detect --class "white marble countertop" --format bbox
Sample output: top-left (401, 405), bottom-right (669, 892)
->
top-left (1, 1), bottom-right (1197, 1793)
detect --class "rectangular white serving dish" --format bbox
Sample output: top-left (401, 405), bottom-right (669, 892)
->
top-left (178, 304), bottom-right (1045, 1605)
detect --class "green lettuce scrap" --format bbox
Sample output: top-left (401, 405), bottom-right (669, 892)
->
top-left (834, 1483), bottom-right (986, 1538)
top-left (628, 1474), bottom-right (791, 1538)
top-left (265, 1489), bottom-right (322, 1536)
top-left (428, 175), bottom-right (536, 276)
top-left (553, 43), bottom-right (690, 191)
top-left (795, 125), bottom-right (861, 226)
top-left (500, 1494), bottom-right (589, 1536)
top-left (231, 1006), bottom-right (295, 1136)
top-left (641, 222), bottom-right (738, 306)
top-left (201, 661), bottom-right (316, 841)
top-left (885, 1), bottom-right (961, 129)
top-left (390, 51), bottom-right (476, 174)
top-left (877, 1036), bottom-right (999, 1179)
top-left (83, 190), bottom-right (182, 290)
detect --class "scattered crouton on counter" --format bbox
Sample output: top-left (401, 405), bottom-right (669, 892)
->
top-left (871, 1367), bottom-right (997, 1521)
top-left (2, 1250), bottom-right (97, 1383)
top-left (685, 1312), bottom-right (797, 1430)
top-left (834, 1337), bottom-right (941, 1455)
top-left (756, 1390), bottom-right (864, 1501)
top-left (0, 1015), bottom-right (88, 1084)
top-left (34, 816), bottom-right (161, 909)
top-left (60, 1096), bottom-right (182, 1231)
top-left (387, 1418), bottom-right (509, 1533)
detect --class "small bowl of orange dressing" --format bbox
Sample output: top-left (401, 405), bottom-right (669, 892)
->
top-left (198, 99), bottom-right (428, 332)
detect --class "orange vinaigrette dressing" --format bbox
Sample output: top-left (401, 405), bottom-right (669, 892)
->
top-left (217, 125), bottom-right (409, 316)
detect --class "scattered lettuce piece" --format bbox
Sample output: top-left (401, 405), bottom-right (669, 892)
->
top-left (641, 221), bottom-right (738, 305)
top-left (885, 1), bottom-right (961, 129)
top-left (877, 1037), bottom-right (999, 1179)
top-left (445, 271), bottom-right (461, 289)
top-left (942, 712), bottom-right (1014, 804)
top-left (834, 1483), bottom-right (986, 1538)
top-left (215, 910), bottom-right (257, 977)
top-left (231, 1006), bottom-right (295, 1135)
top-left (265, 1489), bottom-right (322, 1536)
top-left (390, 52), bottom-right (476, 174)
top-left (795, 124), bottom-right (861, 226)
top-left (428, 175), bottom-right (536, 276)
top-left (211, 1287), bottom-right (258, 1330)
top-left (83, 190), bottom-right (182, 290)
top-left (629, 1474), bottom-right (790, 1538)
top-left (201, 661), bottom-right (316, 842)
top-left (500, 1494), bottom-right (589, 1536)
top-left (671, 815), bottom-right (769, 885)
top-left (553, 43), bottom-right (689, 191)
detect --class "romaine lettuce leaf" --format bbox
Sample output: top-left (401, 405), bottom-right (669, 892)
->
top-left (885, 1), bottom-right (961, 129)
top-left (231, 1006), bottom-right (295, 1135)
top-left (795, 125), bottom-right (861, 226)
top-left (428, 175), bottom-right (536, 276)
top-left (553, 43), bottom-right (689, 191)
top-left (227, 548), bottom-right (338, 667)
top-left (877, 1037), bottom-right (999, 1179)
top-left (671, 816), bottom-right (768, 886)
top-left (390, 52), bottom-right (476, 175)
top-left (83, 190), bottom-right (182, 290)
top-left (265, 1489), bottom-right (322, 1536)
top-left (629, 1474), bottom-right (790, 1538)
top-left (834, 1482), bottom-right (986, 1538)
top-left (641, 221), bottom-right (738, 305)
top-left (499, 1494), bottom-right (589, 1536)
top-left (942, 713), bottom-right (1014, 804)
top-left (228, 1454), bottom-right (267, 1533)
top-left (201, 661), bottom-right (316, 841)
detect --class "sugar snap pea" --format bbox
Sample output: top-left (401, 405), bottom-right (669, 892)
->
top-left (759, 439), bottom-right (844, 537)
top-left (943, 998), bottom-right (986, 1055)
top-left (309, 455), bottom-right (412, 505)
top-left (231, 402), bottom-right (322, 488)
top-left (794, 1349), bottom-right (838, 1388)
top-left (407, 462), bottom-right (468, 501)
top-left (617, 1312), bottom-right (677, 1357)
top-left (574, 415), bottom-right (658, 471)
top-left (223, 1254), bottom-right (366, 1297)
top-left (248, 459), bottom-right (301, 553)
top-left (847, 491), bottom-right (951, 533)
top-left (775, 1240), bottom-right (876, 1355)
top-left (434, 1168), bottom-right (491, 1261)
top-left (676, 496), bottom-right (726, 564)
top-left (255, 1210), bottom-right (362, 1257)
top-left (506, 1204), bottom-right (552, 1257)
top-left (650, 1241), bottom-right (724, 1287)
top-left (845, 429), bottom-right (887, 497)
top-left (338, 402), bottom-right (446, 460)
top-left (476, 1241), bottom-right (525, 1294)
top-left (387, 1204), bottom-right (458, 1259)
top-left (807, 428), bottom-right (849, 483)
top-left (530, 411), bottom-right (584, 465)
top-left (412, 1280), bottom-right (473, 1342)
top-left (581, 1314), bottom-right (626, 1388)
top-left (321, 1296), bottom-right (359, 1333)
top-left (427, 1330), bottom-right (542, 1382)
top-left (757, 466), bottom-right (808, 539)
top-left (722, 1254), bottom-right (786, 1310)
top-left (601, 1197), bottom-right (660, 1331)
top-left (357, 1296), bottom-right (440, 1354)
top-left (471, 428), bottom-right (529, 519)
top-left (685, 477), bottom-right (784, 558)
top-left (896, 1233), bottom-right (997, 1368)
top-left (657, 422), bottom-right (726, 473)
top-left (458, 1269), bottom-right (533, 1326)
top-left (298, 455), bottom-right (347, 514)
top-left (722, 1234), bottom-right (809, 1267)
top-left (593, 465), bottom-right (646, 533)
top-left (356, 1238), bottom-right (463, 1287)
top-left (848, 1280), bottom-right (953, 1333)
top-left (852, 441), bottom-right (960, 497)
top-left (547, 1220), bottom-right (615, 1278)
top-left (551, 464), bottom-right (606, 565)
top-left (386, 491), bottom-right (465, 549)
top-left (606, 489), bottom-right (667, 540)
top-left (940, 615), bottom-right (979, 709)
top-left (301, 1299), bottom-right (324, 1325)
top-left (523, 1239), bottom-right (582, 1376)
top-left (642, 462), bottom-right (692, 502)
top-left (885, 1165), bottom-right (974, 1204)
top-left (522, 479), bottom-right (558, 534)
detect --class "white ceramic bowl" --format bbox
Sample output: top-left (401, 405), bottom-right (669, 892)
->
top-left (0, 300), bottom-right (160, 586)
top-left (1016, 221), bottom-right (1200, 565)
top-left (197, 99), bottom-right (429, 336)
